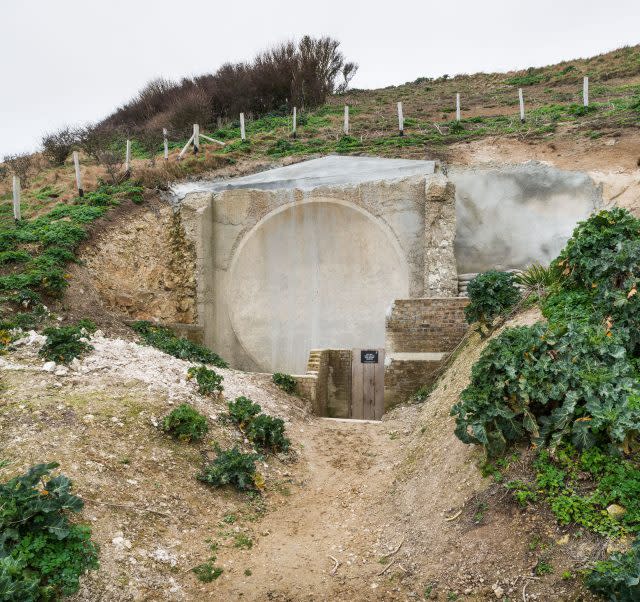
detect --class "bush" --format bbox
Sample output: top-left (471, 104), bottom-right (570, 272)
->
top-left (161, 403), bottom-right (208, 442)
top-left (41, 127), bottom-right (79, 166)
top-left (272, 372), bottom-right (297, 394)
top-left (187, 365), bottom-right (224, 396)
top-left (464, 270), bottom-right (521, 335)
top-left (0, 462), bottom-right (99, 600)
top-left (197, 446), bottom-right (259, 490)
top-left (131, 321), bottom-right (227, 367)
top-left (246, 414), bottom-right (290, 452)
top-left (515, 263), bottom-right (560, 293)
top-left (586, 537), bottom-right (640, 601)
top-left (2, 153), bottom-right (33, 186)
top-left (39, 323), bottom-right (93, 364)
top-left (227, 396), bottom-right (261, 427)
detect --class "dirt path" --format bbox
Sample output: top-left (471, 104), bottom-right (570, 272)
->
top-left (212, 417), bottom-right (409, 601)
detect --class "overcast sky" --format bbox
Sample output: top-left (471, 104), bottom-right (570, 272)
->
top-left (2, 0), bottom-right (639, 157)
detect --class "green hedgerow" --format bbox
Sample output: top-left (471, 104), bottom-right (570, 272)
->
top-left (197, 446), bottom-right (259, 491)
top-left (131, 321), bottom-right (227, 368)
top-left (464, 270), bottom-right (520, 336)
top-left (0, 463), bottom-right (99, 601)
top-left (246, 414), bottom-right (290, 452)
top-left (272, 372), bottom-right (297, 394)
top-left (161, 404), bottom-right (209, 442)
top-left (187, 365), bottom-right (224, 396)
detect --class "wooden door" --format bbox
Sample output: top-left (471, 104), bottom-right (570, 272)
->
top-left (350, 348), bottom-right (385, 420)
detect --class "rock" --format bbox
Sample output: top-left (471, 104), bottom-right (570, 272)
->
top-left (42, 361), bottom-right (56, 372)
top-left (14, 330), bottom-right (46, 347)
top-left (492, 585), bottom-right (504, 598)
top-left (54, 367), bottom-right (69, 377)
top-left (70, 358), bottom-right (81, 371)
top-left (112, 535), bottom-right (132, 550)
top-left (151, 548), bottom-right (177, 566)
top-left (607, 504), bottom-right (626, 519)
top-left (557, 534), bottom-right (570, 545)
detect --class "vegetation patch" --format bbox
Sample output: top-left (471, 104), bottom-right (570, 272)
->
top-left (187, 365), bottom-right (224, 396)
top-left (198, 446), bottom-right (260, 491)
top-left (39, 321), bottom-right (95, 364)
top-left (161, 403), bottom-right (209, 442)
top-left (246, 414), bottom-right (290, 452)
top-left (464, 270), bottom-right (521, 336)
top-left (272, 372), bottom-right (297, 394)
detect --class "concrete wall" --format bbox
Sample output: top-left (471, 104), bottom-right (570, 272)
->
top-left (451, 162), bottom-right (600, 273)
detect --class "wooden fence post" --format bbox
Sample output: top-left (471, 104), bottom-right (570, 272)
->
top-left (73, 151), bottom-right (83, 197)
top-left (518, 88), bottom-right (525, 123)
top-left (292, 106), bottom-right (297, 138)
top-left (456, 93), bottom-right (461, 122)
top-left (12, 176), bottom-right (21, 221)
top-left (344, 105), bottom-right (349, 135)
top-left (163, 128), bottom-right (169, 160)
top-left (193, 124), bottom-right (200, 154)
top-left (240, 113), bottom-right (246, 141)
top-left (583, 76), bottom-right (589, 107)
top-left (397, 101), bottom-right (404, 136)
top-left (125, 139), bottom-right (131, 173)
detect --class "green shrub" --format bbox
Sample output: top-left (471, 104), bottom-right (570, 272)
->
top-left (161, 404), bottom-right (209, 442)
top-left (191, 562), bottom-right (223, 583)
top-left (515, 263), bottom-right (560, 292)
top-left (197, 446), bottom-right (259, 491)
top-left (246, 414), bottom-right (290, 452)
top-left (464, 270), bottom-right (520, 335)
top-left (0, 463), bottom-right (99, 600)
top-left (39, 324), bottom-right (93, 364)
top-left (504, 73), bottom-right (544, 86)
top-left (586, 537), bottom-right (640, 601)
top-left (272, 372), bottom-right (297, 394)
top-left (131, 321), bottom-right (227, 367)
top-left (187, 365), bottom-right (224, 396)
top-left (227, 396), bottom-right (261, 427)
top-left (505, 480), bottom-right (538, 507)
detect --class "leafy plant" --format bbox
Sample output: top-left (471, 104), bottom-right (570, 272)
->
top-left (161, 404), bottom-right (209, 442)
top-left (187, 365), bottom-right (224, 396)
top-left (197, 446), bottom-right (259, 491)
top-left (191, 562), bottom-right (223, 583)
top-left (272, 372), bottom-right (297, 394)
top-left (0, 463), bottom-right (99, 600)
top-left (505, 480), bottom-right (538, 507)
top-left (586, 537), bottom-right (640, 601)
top-left (246, 414), bottom-right (290, 452)
top-left (515, 263), bottom-right (560, 293)
top-left (131, 321), bottom-right (227, 367)
top-left (227, 396), bottom-right (261, 427)
top-left (464, 270), bottom-right (521, 336)
top-left (39, 323), bottom-right (93, 364)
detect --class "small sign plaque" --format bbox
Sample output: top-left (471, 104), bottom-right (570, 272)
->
top-left (361, 350), bottom-right (379, 364)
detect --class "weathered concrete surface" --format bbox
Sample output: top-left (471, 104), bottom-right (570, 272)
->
top-left (450, 161), bottom-right (601, 273)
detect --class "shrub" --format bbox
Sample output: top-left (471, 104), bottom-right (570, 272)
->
top-left (131, 321), bottom-right (227, 367)
top-left (41, 127), bottom-right (80, 166)
top-left (227, 396), bottom-right (261, 427)
top-left (2, 153), bottom-right (33, 186)
top-left (187, 365), bottom-right (224, 396)
top-left (0, 462), bottom-right (99, 600)
top-left (192, 562), bottom-right (223, 583)
top-left (464, 270), bottom-right (521, 335)
top-left (197, 446), bottom-right (259, 491)
top-left (586, 537), bottom-right (640, 601)
top-left (161, 403), bottom-right (209, 442)
top-left (272, 372), bottom-right (297, 394)
top-left (515, 263), bottom-right (560, 293)
top-left (246, 414), bottom-right (290, 452)
top-left (39, 324), bottom-right (92, 364)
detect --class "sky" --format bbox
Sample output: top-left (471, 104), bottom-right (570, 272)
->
top-left (1, 0), bottom-right (639, 157)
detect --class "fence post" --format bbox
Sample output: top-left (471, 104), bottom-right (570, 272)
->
top-left (292, 106), bottom-right (297, 138)
top-left (193, 124), bottom-right (200, 154)
top-left (125, 139), bottom-right (131, 173)
top-left (583, 76), bottom-right (589, 107)
top-left (518, 88), bottom-right (525, 123)
top-left (163, 128), bottom-right (169, 160)
top-left (73, 151), bottom-right (83, 197)
top-left (12, 176), bottom-right (21, 221)
top-left (456, 93), bottom-right (461, 122)
top-left (240, 113), bottom-right (246, 141)
top-left (397, 101), bottom-right (404, 136)
top-left (344, 105), bottom-right (349, 135)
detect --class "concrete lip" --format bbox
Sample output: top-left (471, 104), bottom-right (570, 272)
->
top-left (171, 155), bottom-right (436, 198)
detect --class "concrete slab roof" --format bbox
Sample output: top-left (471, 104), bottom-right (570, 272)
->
top-left (172, 155), bottom-right (436, 198)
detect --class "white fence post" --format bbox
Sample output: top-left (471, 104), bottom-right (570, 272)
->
top-left (456, 93), bottom-right (461, 122)
top-left (193, 124), bottom-right (200, 154)
top-left (343, 105), bottom-right (349, 135)
top-left (240, 113), bottom-right (246, 141)
top-left (397, 101), bottom-right (404, 136)
top-left (163, 128), bottom-right (169, 160)
top-left (125, 139), bottom-right (131, 173)
top-left (12, 176), bottom-right (21, 221)
top-left (73, 151), bottom-right (83, 197)
top-left (518, 88), bottom-right (525, 122)
top-left (583, 76), bottom-right (589, 107)
top-left (292, 106), bottom-right (297, 138)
